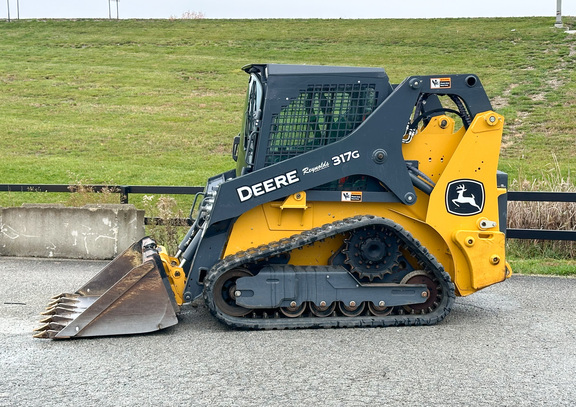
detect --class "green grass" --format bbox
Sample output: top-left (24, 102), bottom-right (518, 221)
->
top-left (508, 257), bottom-right (576, 276)
top-left (1, 18), bottom-right (575, 188)
top-left (1, 18), bottom-right (575, 273)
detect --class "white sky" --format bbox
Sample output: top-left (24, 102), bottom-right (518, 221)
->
top-left (3, 0), bottom-right (576, 20)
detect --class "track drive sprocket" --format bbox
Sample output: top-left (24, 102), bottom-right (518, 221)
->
top-left (343, 225), bottom-right (401, 281)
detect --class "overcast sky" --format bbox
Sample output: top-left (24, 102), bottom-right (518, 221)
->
top-left (3, 0), bottom-right (576, 20)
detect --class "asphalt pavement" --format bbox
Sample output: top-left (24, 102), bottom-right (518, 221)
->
top-left (1, 256), bottom-right (575, 406)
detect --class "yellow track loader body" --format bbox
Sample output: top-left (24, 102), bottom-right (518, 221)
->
top-left (35, 64), bottom-right (510, 338)
top-left (225, 112), bottom-right (508, 297)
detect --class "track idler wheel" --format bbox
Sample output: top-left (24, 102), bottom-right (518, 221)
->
top-left (400, 270), bottom-right (439, 314)
top-left (213, 268), bottom-right (254, 317)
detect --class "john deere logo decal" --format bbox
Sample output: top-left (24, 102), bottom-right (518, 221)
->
top-left (446, 180), bottom-right (484, 216)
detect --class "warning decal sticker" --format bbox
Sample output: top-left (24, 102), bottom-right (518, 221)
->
top-left (430, 78), bottom-right (451, 89)
top-left (341, 191), bottom-right (363, 202)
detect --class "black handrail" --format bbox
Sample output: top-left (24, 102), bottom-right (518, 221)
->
top-left (507, 191), bottom-right (576, 241)
top-left (507, 191), bottom-right (576, 203)
top-left (0, 184), bottom-right (203, 203)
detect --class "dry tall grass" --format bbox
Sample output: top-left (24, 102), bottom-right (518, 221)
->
top-left (507, 156), bottom-right (576, 258)
top-left (142, 195), bottom-right (188, 254)
top-left (66, 174), bottom-right (121, 206)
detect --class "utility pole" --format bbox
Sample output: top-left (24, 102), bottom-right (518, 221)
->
top-left (555, 0), bottom-right (563, 28)
top-left (6, 0), bottom-right (20, 21)
top-left (108, 0), bottom-right (119, 19)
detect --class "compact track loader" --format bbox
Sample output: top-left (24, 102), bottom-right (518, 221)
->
top-left (35, 64), bottom-right (511, 339)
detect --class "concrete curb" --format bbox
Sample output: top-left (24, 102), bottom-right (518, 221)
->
top-left (0, 204), bottom-right (145, 259)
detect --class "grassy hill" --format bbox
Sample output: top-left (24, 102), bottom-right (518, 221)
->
top-left (1, 17), bottom-right (575, 270)
top-left (1, 18), bottom-right (575, 190)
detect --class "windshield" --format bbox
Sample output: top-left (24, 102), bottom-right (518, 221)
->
top-left (236, 73), bottom-right (263, 175)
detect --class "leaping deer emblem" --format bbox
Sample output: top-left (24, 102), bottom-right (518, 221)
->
top-left (452, 184), bottom-right (481, 211)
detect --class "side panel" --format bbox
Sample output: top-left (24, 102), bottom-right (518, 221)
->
top-left (222, 111), bottom-right (507, 297)
top-left (425, 111), bottom-right (508, 295)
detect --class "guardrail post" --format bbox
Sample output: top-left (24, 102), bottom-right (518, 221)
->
top-left (119, 186), bottom-right (130, 204)
top-left (556, 0), bottom-right (563, 28)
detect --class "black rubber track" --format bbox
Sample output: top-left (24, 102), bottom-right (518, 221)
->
top-left (203, 215), bottom-right (455, 329)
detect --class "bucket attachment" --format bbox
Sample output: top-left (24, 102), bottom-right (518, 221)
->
top-left (34, 237), bottom-right (180, 339)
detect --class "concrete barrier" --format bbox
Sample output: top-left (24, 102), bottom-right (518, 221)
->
top-left (0, 204), bottom-right (145, 259)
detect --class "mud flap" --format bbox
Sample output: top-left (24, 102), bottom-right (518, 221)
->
top-left (34, 237), bottom-right (179, 339)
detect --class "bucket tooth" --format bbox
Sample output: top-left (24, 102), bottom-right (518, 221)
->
top-left (40, 315), bottom-right (73, 324)
top-left (33, 329), bottom-right (60, 339)
top-left (50, 293), bottom-right (65, 300)
top-left (33, 318), bottom-right (71, 339)
top-left (34, 322), bottom-right (66, 332)
top-left (47, 296), bottom-right (79, 307)
top-left (59, 297), bottom-right (80, 304)
top-left (49, 293), bottom-right (78, 301)
top-left (41, 304), bottom-right (79, 316)
top-left (50, 293), bottom-right (76, 300)
top-left (40, 307), bottom-right (57, 316)
top-left (33, 323), bottom-right (50, 332)
top-left (32, 331), bottom-right (48, 339)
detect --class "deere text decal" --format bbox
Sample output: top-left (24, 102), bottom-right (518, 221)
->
top-left (237, 170), bottom-right (300, 202)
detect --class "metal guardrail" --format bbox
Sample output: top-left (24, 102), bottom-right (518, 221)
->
top-left (0, 184), bottom-right (204, 204)
top-left (507, 191), bottom-right (576, 241)
top-left (0, 184), bottom-right (203, 226)
top-left (507, 191), bottom-right (576, 203)
top-left (1, 184), bottom-right (575, 241)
